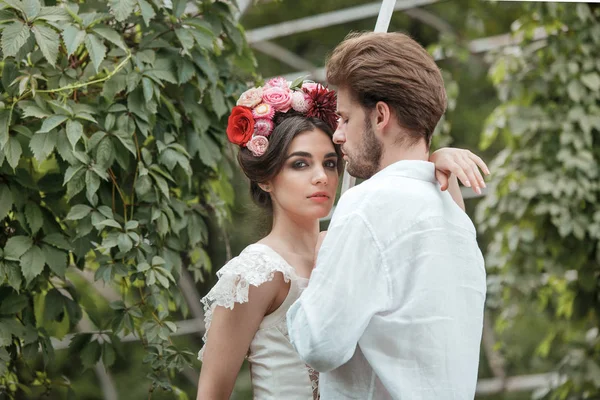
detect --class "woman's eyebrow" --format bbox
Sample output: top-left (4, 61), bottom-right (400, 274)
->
top-left (286, 151), bottom-right (312, 159)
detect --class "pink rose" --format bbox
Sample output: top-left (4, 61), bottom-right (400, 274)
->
top-left (254, 119), bottom-right (274, 137)
top-left (263, 87), bottom-right (292, 112)
top-left (237, 87), bottom-right (263, 108)
top-left (247, 135), bottom-right (269, 157)
top-left (291, 90), bottom-right (312, 113)
top-left (252, 103), bottom-right (275, 120)
top-left (265, 77), bottom-right (289, 89)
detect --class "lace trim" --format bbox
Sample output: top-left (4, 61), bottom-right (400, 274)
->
top-left (197, 246), bottom-right (297, 360)
top-left (306, 364), bottom-right (320, 400)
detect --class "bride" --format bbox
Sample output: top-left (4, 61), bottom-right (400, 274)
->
top-left (196, 77), bottom-right (488, 399)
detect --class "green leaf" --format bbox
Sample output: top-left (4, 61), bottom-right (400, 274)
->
top-left (117, 233), bottom-right (133, 253)
top-left (92, 26), bottom-right (127, 51)
top-left (137, 0), bottom-right (156, 27)
top-left (43, 288), bottom-right (65, 322)
top-left (22, 0), bottom-right (41, 20)
top-left (19, 101), bottom-right (50, 118)
top-left (145, 58), bottom-right (177, 84)
top-left (567, 80), bottom-right (584, 103)
top-left (189, 29), bottom-right (213, 49)
top-left (84, 34), bottom-right (107, 73)
top-left (193, 51), bottom-right (218, 82)
top-left (0, 318), bottom-right (25, 347)
top-left (62, 25), bottom-right (86, 56)
top-left (152, 175), bottom-right (170, 199)
top-left (4, 236), bottom-right (33, 261)
top-left (0, 184), bottom-right (14, 220)
top-left (209, 86), bottom-right (227, 118)
top-left (177, 58), bottom-right (196, 84)
top-left (87, 131), bottom-right (106, 151)
top-left (581, 73), bottom-right (600, 91)
top-left (142, 77), bottom-right (154, 103)
top-left (20, 245), bottom-right (45, 284)
top-left (175, 28), bottom-right (194, 51)
top-left (4, 137), bottom-right (22, 170)
top-left (109, 0), bottom-right (136, 22)
top-left (96, 219), bottom-right (122, 229)
top-left (2, 262), bottom-right (23, 290)
top-left (66, 204), bottom-right (92, 220)
top-left (125, 220), bottom-right (138, 230)
top-left (66, 171), bottom-right (85, 200)
top-left (79, 340), bottom-right (102, 369)
top-left (135, 174), bottom-right (152, 196)
top-left (43, 233), bottom-right (71, 250)
top-left (0, 110), bottom-right (9, 147)
top-left (63, 165), bottom-right (84, 185)
top-left (36, 6), bottom-right (71, 22)
top-left (223, 18), bottom-right (243, 54)
top-left (0, 9), bottom-right (18, 23)
top-left (1, 20), bottom-right (31, 58)
top-left (38, 115), bottom-right (68, 133)
top-left (30, 132), bottom-right (57, 162)
top-left (102, 342), bottom-right (116, 368)
top-left (96, 137), bottom-right (115, 169)
top-left (66, 119), bottom-right (83, 148)
top-left (31, 22), bottom-right (59, 67)
top-left (0, 293), bottom-right (28, 315)
top-left (24, 202), bottom-right (43, 235)
top-left (113, 130), bottom-right (136, 155)
top-left (85, 170), bottom-right (100, 203)
top-left (41, 245), bottom-right (67, 278)
top-left (172, 0), bottom-right (187, 18)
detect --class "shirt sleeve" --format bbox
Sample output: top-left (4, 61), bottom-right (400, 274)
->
top-left (286, 212), bottom-right (391, 372)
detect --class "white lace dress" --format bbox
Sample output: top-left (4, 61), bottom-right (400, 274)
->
top-left (198, 243), bottom-right (319, 399)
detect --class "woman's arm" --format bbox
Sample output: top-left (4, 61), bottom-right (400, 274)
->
top-left (197, 275), bottom-right (285, 400)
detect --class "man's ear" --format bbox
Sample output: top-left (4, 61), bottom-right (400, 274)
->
top-left (374, 101), bottom-right (392, 134)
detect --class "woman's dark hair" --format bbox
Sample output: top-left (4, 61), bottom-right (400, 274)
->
top-left (237, 112), bottom-right (343, 211)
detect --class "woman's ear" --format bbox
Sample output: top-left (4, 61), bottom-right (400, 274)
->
top-left (259, 183), bottom-right (271, 192)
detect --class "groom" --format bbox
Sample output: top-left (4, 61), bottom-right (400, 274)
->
top-left (286, 32), bottom-right (487, 399)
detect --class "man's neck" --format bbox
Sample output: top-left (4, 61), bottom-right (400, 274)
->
top-left (377, 141), bottom-right (429, 172)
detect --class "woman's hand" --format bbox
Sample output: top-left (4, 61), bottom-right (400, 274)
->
top-left (430, 148), bottom-right (490, 195)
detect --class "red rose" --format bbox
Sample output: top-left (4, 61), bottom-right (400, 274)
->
top-left (226, 106), bottom-right (255, 146)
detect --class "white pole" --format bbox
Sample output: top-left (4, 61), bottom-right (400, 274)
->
top-left (339, 0), bottom-right (397, 195)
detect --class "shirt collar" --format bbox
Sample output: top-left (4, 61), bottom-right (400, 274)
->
top-left (370, 160), bottom-right (438, 184)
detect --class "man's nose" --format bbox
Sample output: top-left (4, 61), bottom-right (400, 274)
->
top-left (332, 128), bottom-right (345, 144)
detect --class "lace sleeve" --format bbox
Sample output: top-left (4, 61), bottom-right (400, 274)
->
top-left (198, 246), bottom-right (296, 360)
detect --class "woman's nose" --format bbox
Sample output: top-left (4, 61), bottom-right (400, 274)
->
top-left (312, 166), bottom-right (328, 185)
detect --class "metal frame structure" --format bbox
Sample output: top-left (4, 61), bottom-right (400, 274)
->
top-left (74, 1), bottom-right (556, 398)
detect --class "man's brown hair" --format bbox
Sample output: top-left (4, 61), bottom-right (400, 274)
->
top-left (326, 31), bottom-right (447, 147)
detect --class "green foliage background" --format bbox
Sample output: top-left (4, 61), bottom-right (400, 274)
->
top-left (0, 0), bottom-right (256, 397)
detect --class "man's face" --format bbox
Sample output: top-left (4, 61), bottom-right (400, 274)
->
top-left (333, 87), bottom-right (383, 179)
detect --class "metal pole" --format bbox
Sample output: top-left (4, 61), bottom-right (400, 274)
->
top-left (340, 0), bottom-right (397, 195)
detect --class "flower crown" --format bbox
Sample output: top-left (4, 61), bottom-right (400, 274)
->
top-left (226, 76), bottom-right (338, 157)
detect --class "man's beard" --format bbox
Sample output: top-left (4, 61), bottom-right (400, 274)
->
top-left (345, 117), bottom-right (383, 180)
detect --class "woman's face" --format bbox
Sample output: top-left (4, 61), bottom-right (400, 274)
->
top-left (268, 128), bottom-right (339, 221)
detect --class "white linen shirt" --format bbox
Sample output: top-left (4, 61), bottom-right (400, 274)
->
top-left (287, 160), bottom-right (486, 400)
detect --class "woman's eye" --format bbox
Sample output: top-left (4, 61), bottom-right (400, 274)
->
top-left (324, 160), bottom-right (337, 169)
top-left (292, 160), bottom-right (308, 169)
